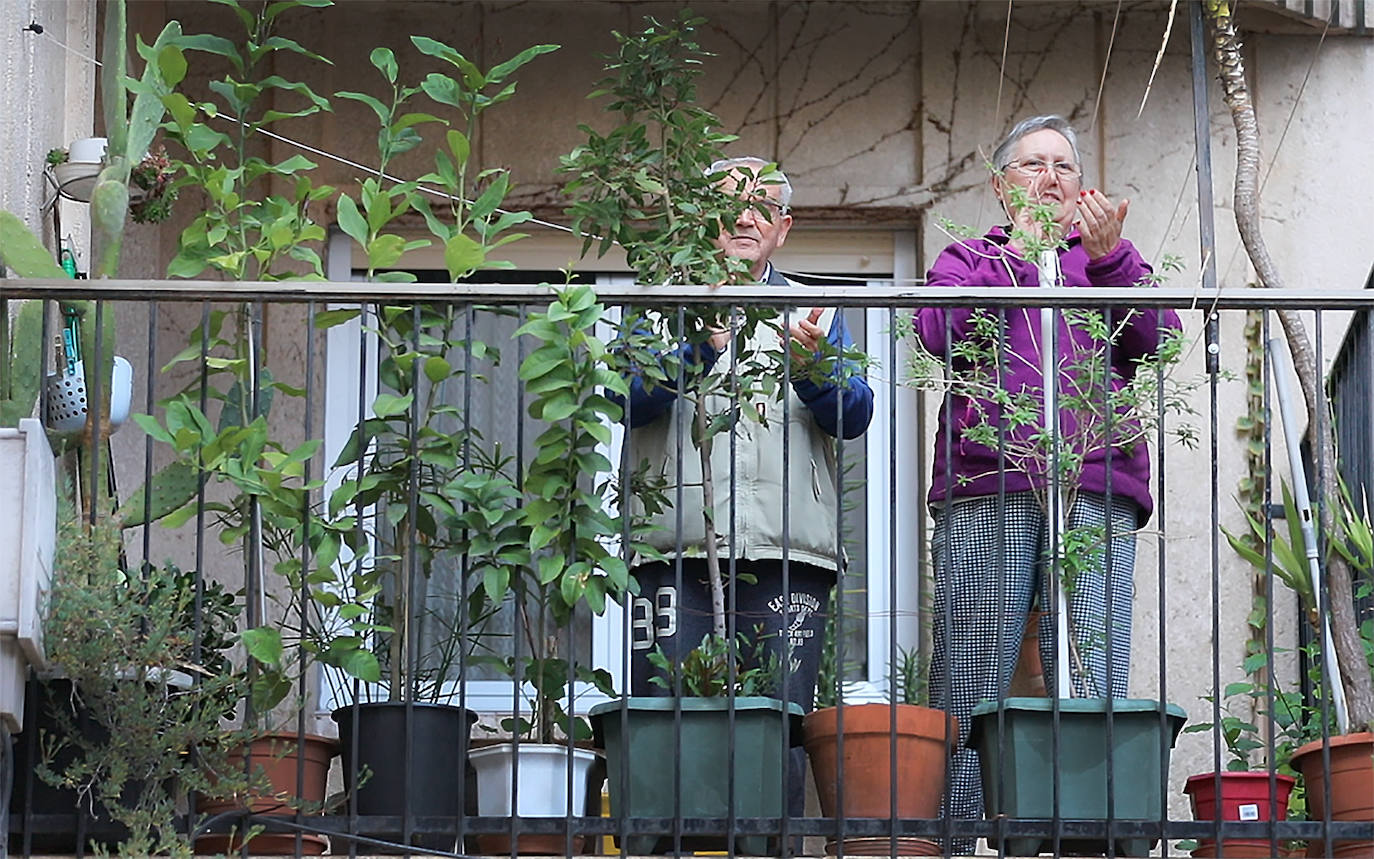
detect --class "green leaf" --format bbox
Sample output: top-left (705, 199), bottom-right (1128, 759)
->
top-left (242, 626), bottom-right (284, 667)
top-left (340, 648), bottom-right (381, 682)
top-left (444, 233), bottom-right (484, 280)
top-left (336, 194), bottom-right (368, 249)
top-left (0, 212), bottom-right (66, 277)
top-left (370, 46), bottom-right (398, 83)
top-left (367, 233), bottom-right (407, 269)
top-left (372, 392), bottom-right (413, 417)
top-left (446, 130), bottom-right (470, 169)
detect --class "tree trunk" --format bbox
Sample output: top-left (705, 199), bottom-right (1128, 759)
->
top-left (1205, 0), bottom-right (1374, 732)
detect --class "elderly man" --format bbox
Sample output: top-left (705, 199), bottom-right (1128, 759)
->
top-left (618, 155), bottom-right (875, 833)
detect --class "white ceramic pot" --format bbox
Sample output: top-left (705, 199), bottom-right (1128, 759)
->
top-left (469, 743), bottom-right (601, 817)
top-left (66, 137), bottom-right (107, 164)
top-left (45, 356), bottom-right (134, 435)
top-left (0, 419), bottom-right (57, 733)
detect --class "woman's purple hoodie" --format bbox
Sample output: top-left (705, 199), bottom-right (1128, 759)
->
top-left (914, 226), bottom-right (1181, 523)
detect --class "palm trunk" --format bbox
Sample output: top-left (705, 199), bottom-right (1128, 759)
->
top-left (1205, 0), bottom-right (1374, 731)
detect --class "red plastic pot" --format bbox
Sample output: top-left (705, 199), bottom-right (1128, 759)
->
top-left (1184, 771), bottom-right (1295, 858)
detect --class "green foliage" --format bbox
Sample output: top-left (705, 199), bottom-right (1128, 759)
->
top-left (561, 11), bottom-right (754, 286)
top-left (563, 10), bottom-right (869, 670)
top-left (40, 512), bottom-right (244, 856)
top-left (647, 631), bottom-right (780, 698)
top-left (321, 35), bottom-right (562, 706)
top-left (161, 0), bottom-right (334, 281)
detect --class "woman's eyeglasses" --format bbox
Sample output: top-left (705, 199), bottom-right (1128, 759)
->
top-left (1003, 158), bottom-right (1082, 179)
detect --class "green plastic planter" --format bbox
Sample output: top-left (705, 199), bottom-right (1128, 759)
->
top-left (969, 697), bottom-right (1187, 857)
top-left (590, 696), bottom-right (803, 856)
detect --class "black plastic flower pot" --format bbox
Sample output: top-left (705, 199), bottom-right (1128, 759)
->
top-left (331, 701), bottom-right (477, 853)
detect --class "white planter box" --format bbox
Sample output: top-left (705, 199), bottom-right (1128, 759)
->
top-left (469, 743), bottom-right (601, 817)
top-left (0, 418), bottom-right (57, 732)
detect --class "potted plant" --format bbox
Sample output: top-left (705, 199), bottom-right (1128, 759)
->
top-left (312, 34), bottom-right (558, 853)
top-left (803, 644), bottom-right (957, 856)
top-left (907, 187), bottom-right (1195, 856)
top-left (109, 3), bottom-right (362, 851)
top-left (14, 507), bottom-right (244, 855)
top-left (1182, 677), bottom-right (1300, 858)
top-left (1225, 479), bottom-right (1374, 857)
top-left (457, 284), bottom-right (633, 854)
top-left (561, 11), bottom-right (837, 856)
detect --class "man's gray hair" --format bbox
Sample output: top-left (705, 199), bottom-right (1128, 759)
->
top-left (708, 156), bottom-right (792, 209)
top-left (991, 115), bottom-right (1081, 173)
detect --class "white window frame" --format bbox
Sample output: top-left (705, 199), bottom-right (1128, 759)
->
top-left (317, 228), bottom-right (922, 715)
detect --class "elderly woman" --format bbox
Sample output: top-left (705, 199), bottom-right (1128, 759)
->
top-left (913, 114), bottom-right (1181, 848)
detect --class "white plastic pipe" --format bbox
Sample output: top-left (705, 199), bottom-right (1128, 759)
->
top-left (1267, 337), bottom-right (1349, 734)
top-left (1037, 249), bottom-right (1074, 698)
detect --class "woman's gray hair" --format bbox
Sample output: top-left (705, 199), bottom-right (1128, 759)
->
top-left (708, 156), bottom-right (792, 209)
top-left (991, 115), bottom-right (1081, 173)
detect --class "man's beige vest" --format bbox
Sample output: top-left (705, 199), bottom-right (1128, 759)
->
top-left (628, 306), bottom-right (842, 571)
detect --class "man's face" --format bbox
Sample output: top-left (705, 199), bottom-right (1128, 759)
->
top-left (714, 172), bottom-right (793, 281)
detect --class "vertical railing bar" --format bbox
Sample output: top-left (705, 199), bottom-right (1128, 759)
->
top-left (1046, 305), bottom-right (1062, 859)
top-left (888, 305), bottom-right (900, 858)
top-left (1153, 306), bottom-right (1171, 856)
top-left (458, 301), bottom-right (476, 852)
top-left (777, 304), bottom-right (791, 858)
top-left (1261, 308), bottom-right (1281, 856)
top-left (615, 299), bottom-right (633, 859)
top-left (939, 311), bottom-right (955, 857)
top-left (1312, 308), bottom-right (1335, 854)
top-left (1189, 5), bottom-right (1220, 854)
top-left (994, 306), bottom-right (1010, 859)
top-left (671, 302), bottom-right (686, 856)
top-left (727, 304), bottom-right (740, 857)
top-left (1210, 306), bottom-right (1224, 858)
top-left (831, 305), bottom-right (847, 858)
top-left (511, 302), bottom-right (526, 855)
top-left (1101, 319), bottom-right (1118, 859)
top-left (402, 302), bottom-right (422, 849)
top-left (193, 303), bottom-right (215, 855)
top-left (294, 298), bottom-right (318, 858)
top-left (345, 300), bottom-right (370, 858)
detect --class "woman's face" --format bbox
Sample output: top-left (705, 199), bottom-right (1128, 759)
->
top-left (994, 128), bottom-right (1083, 233)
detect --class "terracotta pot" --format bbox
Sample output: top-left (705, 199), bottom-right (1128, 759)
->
top-left (1184, 770), bottom-right (1296, 858)
top-left (802, 703), bottom-right (957, 855)
top-left (1290, 732), bottom-right (1373, 859)
top-left (195, 731), bottom-right (337, 855)
top-left (1008, 609), bottom-right (1048, 697)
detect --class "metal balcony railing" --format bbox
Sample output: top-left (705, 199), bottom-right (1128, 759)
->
top-left (2, 277), bottom-right (1373, 858)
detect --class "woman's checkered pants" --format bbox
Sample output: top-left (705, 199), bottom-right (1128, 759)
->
top-left (928, 490), bottom-right (1139, 853)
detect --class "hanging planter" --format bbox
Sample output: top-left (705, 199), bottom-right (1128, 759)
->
top-left (43, 308), bottom-right (133, 436)
top-left (47, 137), bottom-right (106, 203)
